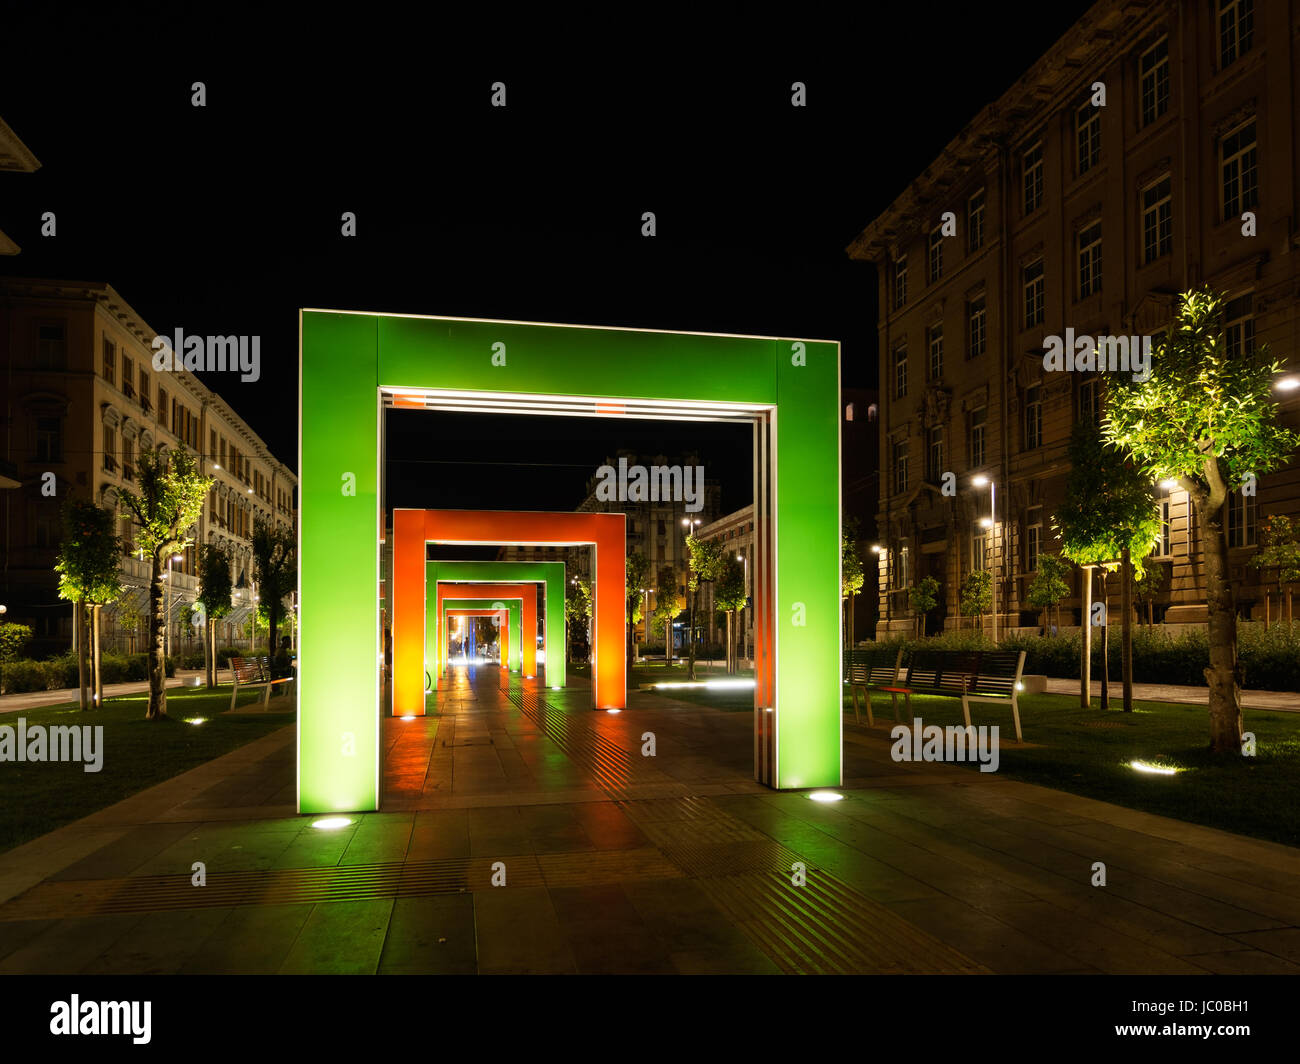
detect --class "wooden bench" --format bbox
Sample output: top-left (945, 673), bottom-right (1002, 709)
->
top-left (229, 655), bottom-right (293, 710)
top-left (844, 648), bottom-right (903, 726)
top-left (877, 648), bottom-right (1027, 741)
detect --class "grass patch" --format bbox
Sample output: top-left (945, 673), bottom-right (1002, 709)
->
top-left (0, 686), bottom-right (294, 854)
top-left (658, 685), bottom-right (1300, 846)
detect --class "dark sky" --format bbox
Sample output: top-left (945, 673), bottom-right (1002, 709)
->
top-left (1, 3), bottom-right (1094, 509)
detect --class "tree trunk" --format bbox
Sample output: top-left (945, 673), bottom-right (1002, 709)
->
top-left (686, 588), bottom-right (698, 681)
top-left (205, 617), bottom-right (216, 687)
top-left (92, 604), bottom-right (103, 709)
top-left (1099, 570), bottom-right (1110, 710)
top-left (1121, 548), bottom-right (1133, 713)
top-left (1196, 475), bottom-right (1242, 753)
top-left (76, 599), bottom-right (88, 711)
top-left (1080, 567), bottom-right (1092, 708)
top-left (146, 555), bottom-right (168, 720)
top-left (725, 611), bottom-right (734, 675)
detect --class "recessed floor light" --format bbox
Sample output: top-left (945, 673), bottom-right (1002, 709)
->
top-left (1130, 760), bottom-right (1179, 775)
top-left (311, 817), bottom-right (353, 830)
top-left (808, 791), bottom-right (844, 803)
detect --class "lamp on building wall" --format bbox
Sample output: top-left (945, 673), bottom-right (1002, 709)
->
top-left (1275, 375), bottom-right (1299, 392)
top-left (971, 476), bottom-right (998, 643)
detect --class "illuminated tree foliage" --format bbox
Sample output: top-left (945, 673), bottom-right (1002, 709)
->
top-left (1103, 288), bottom-right (1300, 749)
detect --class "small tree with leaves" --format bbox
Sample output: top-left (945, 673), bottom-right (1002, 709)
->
top-left (958, 569), bottom-right (992, 636)
top-left (253, 517), bottom-right (296, 673)
top-left (1055, 419), bottom-right (1161, 711)
top-left (197, 543), bottom-right (233, 687)
top-left (842, 516), bottom-right (865, 648)
top-left (1026, 553), bottom-right (1073, 633)
top-left (565, 578), bottom-right (591, 664)
top-left (908, 576), bottom-right (939, 639)
top-left (650, 565), bottom-right (683, 662)
top-left (117, 447), bottom-right (212, 720)
top-left (685, 534), bottom-right (728, 679)
top-left (1104, 288), bottom-right (1300, 748)
top-left (1133, 559), bottom-right (1166, 625)
top-left (54, 500), bottom-right (123, 710)
top-left (714, 556), bottom-right (747, 673)
top-left (1252, 515), bottom-right (1300, 628)
top-left (626, 551), bottom-right (651, 671)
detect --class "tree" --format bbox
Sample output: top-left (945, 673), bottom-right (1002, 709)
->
top-left (117, 447), bottom-right (212, 720)
top-left (1252, 515), bottom-right (1300, 629)
top-left (1054, 419), bottom-right (1161, 712)
top-left (1104, 288), bottom-right (1300, 749)
top-left (685, 534), bottom-right (728, 680)
top-left (252, 517), bottom-right (296, 673)
top-left (1133, 559), bottom-right (1166, 626)
top-left (650, 565), bottom-right (683, 663)
top-left (625, 551), bottom-right (651, 673)
top-left (0, 621), bottom-right (33, 695)
top-left (565, 578), bottom-right (591, 664)
top-left (958, 569), bottom-right (992, 634)
top-left (908, 576), bottom-right (939, 638)
top-left (1025, 553), bottom-right (1072, 633)
top-left (197, 543), bottom-right (233, 687)
top-left (842, 516), bottom-right (865, 648)
top-left (714, 556), bottom-right (747, 673)
top-left (54, 500), bottom-right (123, 710)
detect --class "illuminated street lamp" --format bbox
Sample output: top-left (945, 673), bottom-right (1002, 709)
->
top-left (971, 476), bottom-right (998, 643)
top-left (1275, 375), bottom-right (1300, 392)
top-left (163, 553), bottom-right (183, 657)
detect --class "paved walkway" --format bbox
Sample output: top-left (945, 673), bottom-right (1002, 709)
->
top-left (1042, 677), bottom-right (1299, 711)
top-left (0, 665), bottom-right (1297, 974)
top-left (0, 669), bottom-right (206, 713)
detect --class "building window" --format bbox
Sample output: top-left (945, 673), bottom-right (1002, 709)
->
top-left (894, 256), bottom-right (908, 310)
top-left (969, 407), bottom-right (986, 468)
top-left (1226, 490), bottom-right (1257, 547)
top-left (34, 416), bottom-right (62, 462)
top-left (967, 189), bottom-right (985, 253)
top-left (967, 296), bottom-right (986, 360)
top-left (893, 343), bottom-right (908, 399)
top-left (1219, 0), bottom-right (1254, 69)
top-left (927, 425), bottom-right (945, 482)
top-left (1023, 259), bottom-right (1045, 328)
top-left (892, 437), bottom-right (909, 496)
top-left (103, 424), bottom-right (117, 472)
top-left (1022, 142), bottom-right (1044, 214)
top-left (102, 338), bottom-right (116, 386)
top-left (122, 435), bottom-right (135, 481)
top-left (890, 545), bottom-right (910, 591)
top-left (139, 366), bottom-right (150, 410)
top-left (1024, 385), bottom-right (1042, 449)
top-left (121, 355), bottom-right (134, 398)
top-left (1076, 100), bottom-right (1101, 174)
top-left (1221, 119), bottom-right (1258, 221)
top-left (1141, 176), bottom-right (1172, 263)
top-left (1139, 36), bottom-right (1170, 127)
top-left (1079, 378), bottom-right (1104, 421)
top-left (1078, 221), bottom-right (1102, 298)
top-left (1224, 293), bottom-right (1255, 358)
top-left (972, 525), bottom-right (988, 572)
top-left (928, 225), bottom-right (943, 284)
top-left (1026, 510), bottom-right (1042, 572)
top-left (927, 323), bottom-right (943, 380)
top-left (1156, 489), bottom-right (1173, 556)
top-left (158, 386), bottom-right (168, 426)
top-left (36, 322), bottom-right (67, 369)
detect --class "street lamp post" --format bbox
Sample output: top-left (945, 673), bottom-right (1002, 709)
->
top-left (736, 552), bottom-right (748, 663)
top-left (972, 477), bottom-right (997, 643)
top-left (681, 518), bottom-right (701, 664)
top-left (163, 553), bottom-right (183, 658)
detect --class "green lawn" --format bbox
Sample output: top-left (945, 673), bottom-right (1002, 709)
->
top-left (664, 684), bottom-right (1300, 847)
top-left (0, 686), bottom-right (294, 854)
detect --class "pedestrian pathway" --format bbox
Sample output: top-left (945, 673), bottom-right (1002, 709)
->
top-left (1043, 677), bottom-right (1299, 712)
top-left (0, 663), bottom-right (1297, 974)
top-left (0, 670), bottom-right (206, 713)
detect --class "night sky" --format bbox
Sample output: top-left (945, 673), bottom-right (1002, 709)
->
top-left (1, 4), bottom-right (1094, 510)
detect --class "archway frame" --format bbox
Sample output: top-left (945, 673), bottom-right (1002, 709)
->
top-left (298, 309), bottom-right (841, 814)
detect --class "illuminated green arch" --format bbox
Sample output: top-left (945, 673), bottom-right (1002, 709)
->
top-left (299, 311), bottom-right (841, 813)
